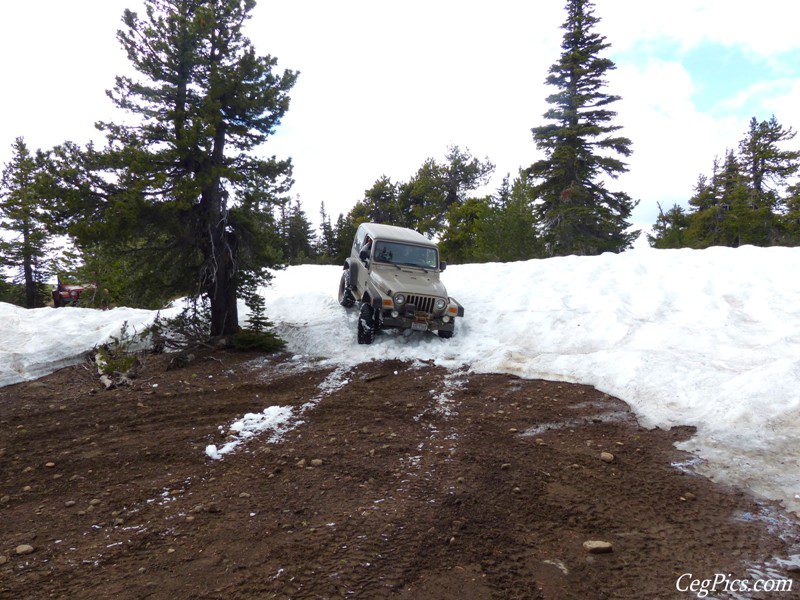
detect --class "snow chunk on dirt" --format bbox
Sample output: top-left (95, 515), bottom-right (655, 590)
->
top-left (206, 405), bottom-right (295, 460)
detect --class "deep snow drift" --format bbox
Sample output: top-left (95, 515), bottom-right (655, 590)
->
top-left (0, 303), bottom-right (176, 387)
top-left (260, 247), bottom-right (800, 513)
top-left (2, 246), bottom-right (799, 513)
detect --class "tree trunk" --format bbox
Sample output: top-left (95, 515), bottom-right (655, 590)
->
top-left (22, 224), bottom-right (36, 309)
top-left (203, 122), bottom-right (239, 337)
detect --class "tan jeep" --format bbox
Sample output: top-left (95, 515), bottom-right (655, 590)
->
top-left (338, 223), bottom-right (464, 344)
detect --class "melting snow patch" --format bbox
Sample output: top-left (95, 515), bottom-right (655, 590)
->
top-left (206, 366), bottom-right (351, 460)
top-left (206, 405), bottom-right (295, 460)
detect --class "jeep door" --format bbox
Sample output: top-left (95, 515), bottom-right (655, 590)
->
top-left (351, 224), bottom-right (369, 295)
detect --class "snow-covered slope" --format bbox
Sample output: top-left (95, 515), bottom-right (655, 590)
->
top-left (0, 303), bottom-right (172, 387)
top-left (2, 246), bottom-right (799, 513)
top-left (260, 247), bottom-right (800, 513)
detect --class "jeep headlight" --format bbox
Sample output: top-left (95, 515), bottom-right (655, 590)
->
top-left (435, 298), bottom-right (446, 310)
top-left (393, 293), bottom-right (405, 305)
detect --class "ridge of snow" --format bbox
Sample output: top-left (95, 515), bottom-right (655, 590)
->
top-left (256, 246), bottom-right (800, 513)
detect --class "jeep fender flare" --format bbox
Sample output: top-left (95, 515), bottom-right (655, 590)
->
top-left (364, 281), bottom-right (384, 309)
top-left (343, 259), bottom-right (358, 291)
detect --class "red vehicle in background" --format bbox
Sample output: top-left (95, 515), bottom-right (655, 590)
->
top-left (52, 278), bottom-right (103, 308)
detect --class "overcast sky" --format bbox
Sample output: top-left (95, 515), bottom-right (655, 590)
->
top-left (1, 0), bottom-right (799, 228)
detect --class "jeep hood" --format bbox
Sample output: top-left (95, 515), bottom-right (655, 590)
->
top-left (371, 267), bottom-right (448, 298)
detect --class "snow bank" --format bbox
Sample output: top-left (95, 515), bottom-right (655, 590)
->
top-left (257, 247), bottom-right (800, 513)
top-left (3, 246), bottom-right (799, 513)
top-left (0, 303), bottom-right (171, 387)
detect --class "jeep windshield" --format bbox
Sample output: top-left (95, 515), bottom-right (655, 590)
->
top-left (373, 241), bottom-right (438, 270)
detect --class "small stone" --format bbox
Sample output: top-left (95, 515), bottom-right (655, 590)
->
top-left (599, 452), bottom-right (615, 463)
top-left (86, 505), bottom-right (95, 513)
top-left (22, 486), bottom-right (32, 492)
top-left (786, 563), bottom-right (800, 574)
top-left (500, 463), bottom-right (511, 470)
top-left (190, 504), bottom-right (205, 514)
top-left (15, 544), bottom-right (35, 556)
top-left (509, 428), bottom-right (518, 433)
top-left (64, 500), bottom-right (76, 507)
top-left (448, 536), bottom-right (456, 545)
top-left (0, 555), bottom-right (8, 565)
top-left (583, 540), bottom-right (613, 554)
top-left (535, 438), bottom-right (545, 446)
top-left (138, 567), bottom-right (146, 574)
top-left (512, 487), bottom-right (521, 493)
top-left (77, 511), bottom-right (86, 516)
top-left (23, 466), bottom-right (33, 473)
top-left (167, 548), bottom-right (175, 554)
top-left (89, 499), bottom-right (101, 506)
top-left (114, 518), bottom-right (124, 526)
top-left (0, 495), bottom-right (10, 504)
top-left (45, 462), bottom-right (56, 468)
top-left (52, 474), bottom-right (62, 480)
top-left (457, 477), bottom-right (465, 484)
top-left (239, 492), bottom-right (251, 498)
top-left (296, 459), bottom-right (307, 468)
top-left (186, 516), bottom-right (195, 523)
top-left (684, 492), bottom-right (696, 501)
top-left (310, 459), bottom-right (323, 467)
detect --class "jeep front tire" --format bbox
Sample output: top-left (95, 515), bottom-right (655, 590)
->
top-left (338, 272), bottom-right (356, 308)
top-left (357, 303), bottom-right (376, 344)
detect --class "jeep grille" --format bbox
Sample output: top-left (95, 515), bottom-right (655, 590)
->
top-left (404, 294), bottom-right (437, 314)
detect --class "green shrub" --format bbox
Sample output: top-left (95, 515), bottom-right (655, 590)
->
top-left (95, 321), bottom-right (143, 376)
top-left (230, 329), bottom-right (286, 353)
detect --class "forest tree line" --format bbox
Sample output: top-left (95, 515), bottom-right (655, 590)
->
top-left (1, 0), bottom-right (796, 320)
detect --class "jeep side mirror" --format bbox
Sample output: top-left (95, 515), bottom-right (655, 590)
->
top-left (359, 249), bottom-right (369, 261)
top-left (439, 261), bottom-right (447, 272)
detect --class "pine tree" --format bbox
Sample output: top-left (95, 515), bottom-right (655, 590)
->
top-left (245, 291), bottom-right (268, 332)
top-left (527, 0), bottom-right (637, 256)
top-left (363, 176), bottom-right (401, 224)
top-left (397, 146), bottom-right (494, 237)
top-left (648, 203), bottom-right (688, 249)
top-left (280, 198), bottom-right (315, 263)
top-left (0, 138), bottom-right (53, 308)
top-left (739, 116), bottom-right (800, 202)
top-left (317, 202), bottom-right (337, 259)
top-left (55, 0), bottom-right (296, 334)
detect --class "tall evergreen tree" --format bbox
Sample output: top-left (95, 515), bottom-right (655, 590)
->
top-left (56, 0), bottom-right (296, 335)
top-left (527, 0), bottom-right (637, 256)
top-left (317, 202), bottom-right (337, 259)
top-left (739, 116), bottom-right (800, 202)
top-left (0, 138), bottom-right (53, 308)
top-left (279, 198), bottom-right (315, 263)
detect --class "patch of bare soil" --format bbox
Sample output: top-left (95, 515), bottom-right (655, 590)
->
top-left (0, 352), bottom-right (797, 599)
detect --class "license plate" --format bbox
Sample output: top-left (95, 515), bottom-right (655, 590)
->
top-left (411, 322), bottom-right (427, 331)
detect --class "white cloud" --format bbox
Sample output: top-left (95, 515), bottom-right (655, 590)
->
top-left (599, 0), bottom-right (800, 56)
top-left (611, 59), bottom-right (743, 223)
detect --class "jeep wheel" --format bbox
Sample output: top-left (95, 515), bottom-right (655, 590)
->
top-left (437, 328), bottom-right (454, 339)
top-left (357, 303), bottom-right (376, 344)
top-left (338, 272), bottom-right (355, 308)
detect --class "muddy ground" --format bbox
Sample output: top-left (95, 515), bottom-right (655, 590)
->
top-left (0, 351), bottom-right (798, 599)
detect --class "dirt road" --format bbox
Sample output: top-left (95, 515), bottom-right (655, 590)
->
top-left (0, 352), bottom-right (797, 598)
